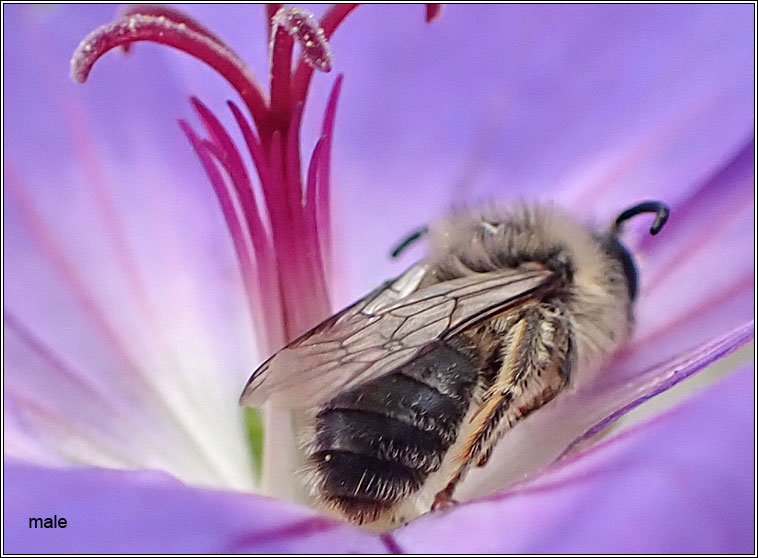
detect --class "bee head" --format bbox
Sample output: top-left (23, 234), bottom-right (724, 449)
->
top-left (600, 201), bottom-right (670, 302)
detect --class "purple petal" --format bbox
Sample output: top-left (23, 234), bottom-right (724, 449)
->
top-left (454, 130), bottom-right (753, 504)
top-left (3, 460), bottom-right (388, 553)
top-left (3, 5), bottom-right (753, 529)
top-left (394, 363), bottom-right (755, 553)
top-left (319, 5), bottom-right (753, 299)
top-left (4, 6), bottom-right (256, 486)
top-left (456, 320), bottom-right (752, 503)
top-left (605, 138), bottom-right (754, 385)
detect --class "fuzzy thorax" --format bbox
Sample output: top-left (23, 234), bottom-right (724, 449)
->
top-left (425, 202), bottom-right (633, 374)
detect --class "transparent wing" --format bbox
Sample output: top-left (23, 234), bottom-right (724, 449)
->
top-left (240, 263), bottom-right (554, 409)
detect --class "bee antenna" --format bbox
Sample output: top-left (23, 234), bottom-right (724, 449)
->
top-left (612, 201), bottom-right (670, 236)
top-left (390, 226), bottom-right (428, 259)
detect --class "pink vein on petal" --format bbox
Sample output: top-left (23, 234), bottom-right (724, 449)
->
top-left (4, 312), bottom-right (184, 467)
top-left (642, 196), bottom-right (752, 293)
top-left (4, 389), bottom-right (140, 467)
top-left (4, 165), bottom-right (146, 385)
top-left (226, 516), bottom-right (339, 552)
top-left (381, 532), bottom-right (406, 554)
top-left (562, 321), bottom-right (754, 459)
top-left (623, 272), bottom-right (753, 356)
top-left (26, 20), bottom-right (168, 369)
top-left (4, 311), bottom-right (121, 414)
top-left (480, 453), bottom-right (641, 506)
top-left (6, 167), bottom-right (239, 477)
top-left (636, 137), bottom-right (754, 254)
top-left (567, 90), bottom-right (724, 211)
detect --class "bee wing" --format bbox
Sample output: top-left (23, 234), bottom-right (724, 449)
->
top-left (240, 263), bottom-right (554, 409)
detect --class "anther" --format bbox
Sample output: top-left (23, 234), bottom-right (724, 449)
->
top-left (272, 7), bottom-right (332, 72)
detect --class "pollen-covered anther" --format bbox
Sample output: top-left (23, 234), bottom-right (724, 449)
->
top-left (69, 13), bottom-right (268, 130)
top-left (272, 7), bottom-right (333, 72)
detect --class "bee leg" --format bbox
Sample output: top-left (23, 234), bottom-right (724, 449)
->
top-left (476, 446), bottom-right (494, 468)
top-left (431, 480), bottom-right (460, 511)
top-left (440, 306), bottom-right (573, 503)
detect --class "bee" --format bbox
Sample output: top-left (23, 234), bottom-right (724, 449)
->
top-left (240, 201), bottom-right (669, 528)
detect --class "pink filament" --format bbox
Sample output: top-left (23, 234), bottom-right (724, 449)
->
top-left (71, 4), bottom-right (441, 350)
top-left (269, 25), bottom-right (295, 130)
top-left (291, 4), bottom-right (358, 110)
top-left (315, 75), bottom-right (343, 284)
top-left (179, 120), bottom-right (263, 337)
top-left (426, 4), bottom-right (444, 23)
top-left (118, 5), bottom-right (230, 54)
top-left (71, 14), bottom-right (269, 131)
top-left (273, 7), bottom-right (333, 72)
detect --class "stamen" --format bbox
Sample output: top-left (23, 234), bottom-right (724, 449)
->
top-left (284, 103), bottom-right (306, 228)
top-left (286, 104), bottom-right (330, 310)
top-left (305, 137), bottom-right (327, 277)
top-left (227, 99), bottom-right (289, 348)
top-left (227, 101), bottom-right (287, 251)
top-left (266, 130), bottom-right (297, 339)
top-left (290, 4), bottom-right (438, 114)
top-left (269, 24), bottom-right (294, 128)
top-left (179, 120), bottom-right (259, 327)
top-left (272, 7), bottom-right (333, 73)
top-left (70, 14), bottom-right (269, 131)
top-left (310, 75), bottom-right (344, 282)
top-left (118, 5), bottom-right (229, 54)
top-left (265, 4), bottom-right (284, 42)
top-left (189, 98), bottom-right (274, 281)
top-left (425, 4), bottom-right (444, 23)
top-left (291, 4), bottom-right (358, 109)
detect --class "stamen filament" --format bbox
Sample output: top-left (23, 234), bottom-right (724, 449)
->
top-left (291, 4), bottom-right (358, 109)
top-left (269, 25), bottom-right (294, 130)
top-left (426, 4), bottom-right (444, 23)
top-left (179, 121), bottom-right (261, 335)
top-left (71, 14), bottom-right (269, 131)
top-left (189, 98), bottom-right (272, 268)
top-left (265, 4), bottom-right (284, 42)
top-left (118, 5), bottom-right (229, 54)
top-left (305, 138), bottom-right (328, 282)
top-left (286, 105), bottom-right (331, 311)
top-left (314, 75), bottom-right (344, 283)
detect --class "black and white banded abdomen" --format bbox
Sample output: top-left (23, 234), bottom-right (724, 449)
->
top-left (309, 339), bottom-right (478, 524)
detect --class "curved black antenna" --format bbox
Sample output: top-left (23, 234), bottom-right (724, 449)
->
top-left (612, 201), bottom-right (670, 236)
top-left (390, 226), bottom-right (428, 259)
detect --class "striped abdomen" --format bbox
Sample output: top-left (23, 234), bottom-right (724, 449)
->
top-left (310, 340), bottom-right (478, 524)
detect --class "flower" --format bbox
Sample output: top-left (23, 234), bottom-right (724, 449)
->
top-left (3, 4), bottom-right (754, 553)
